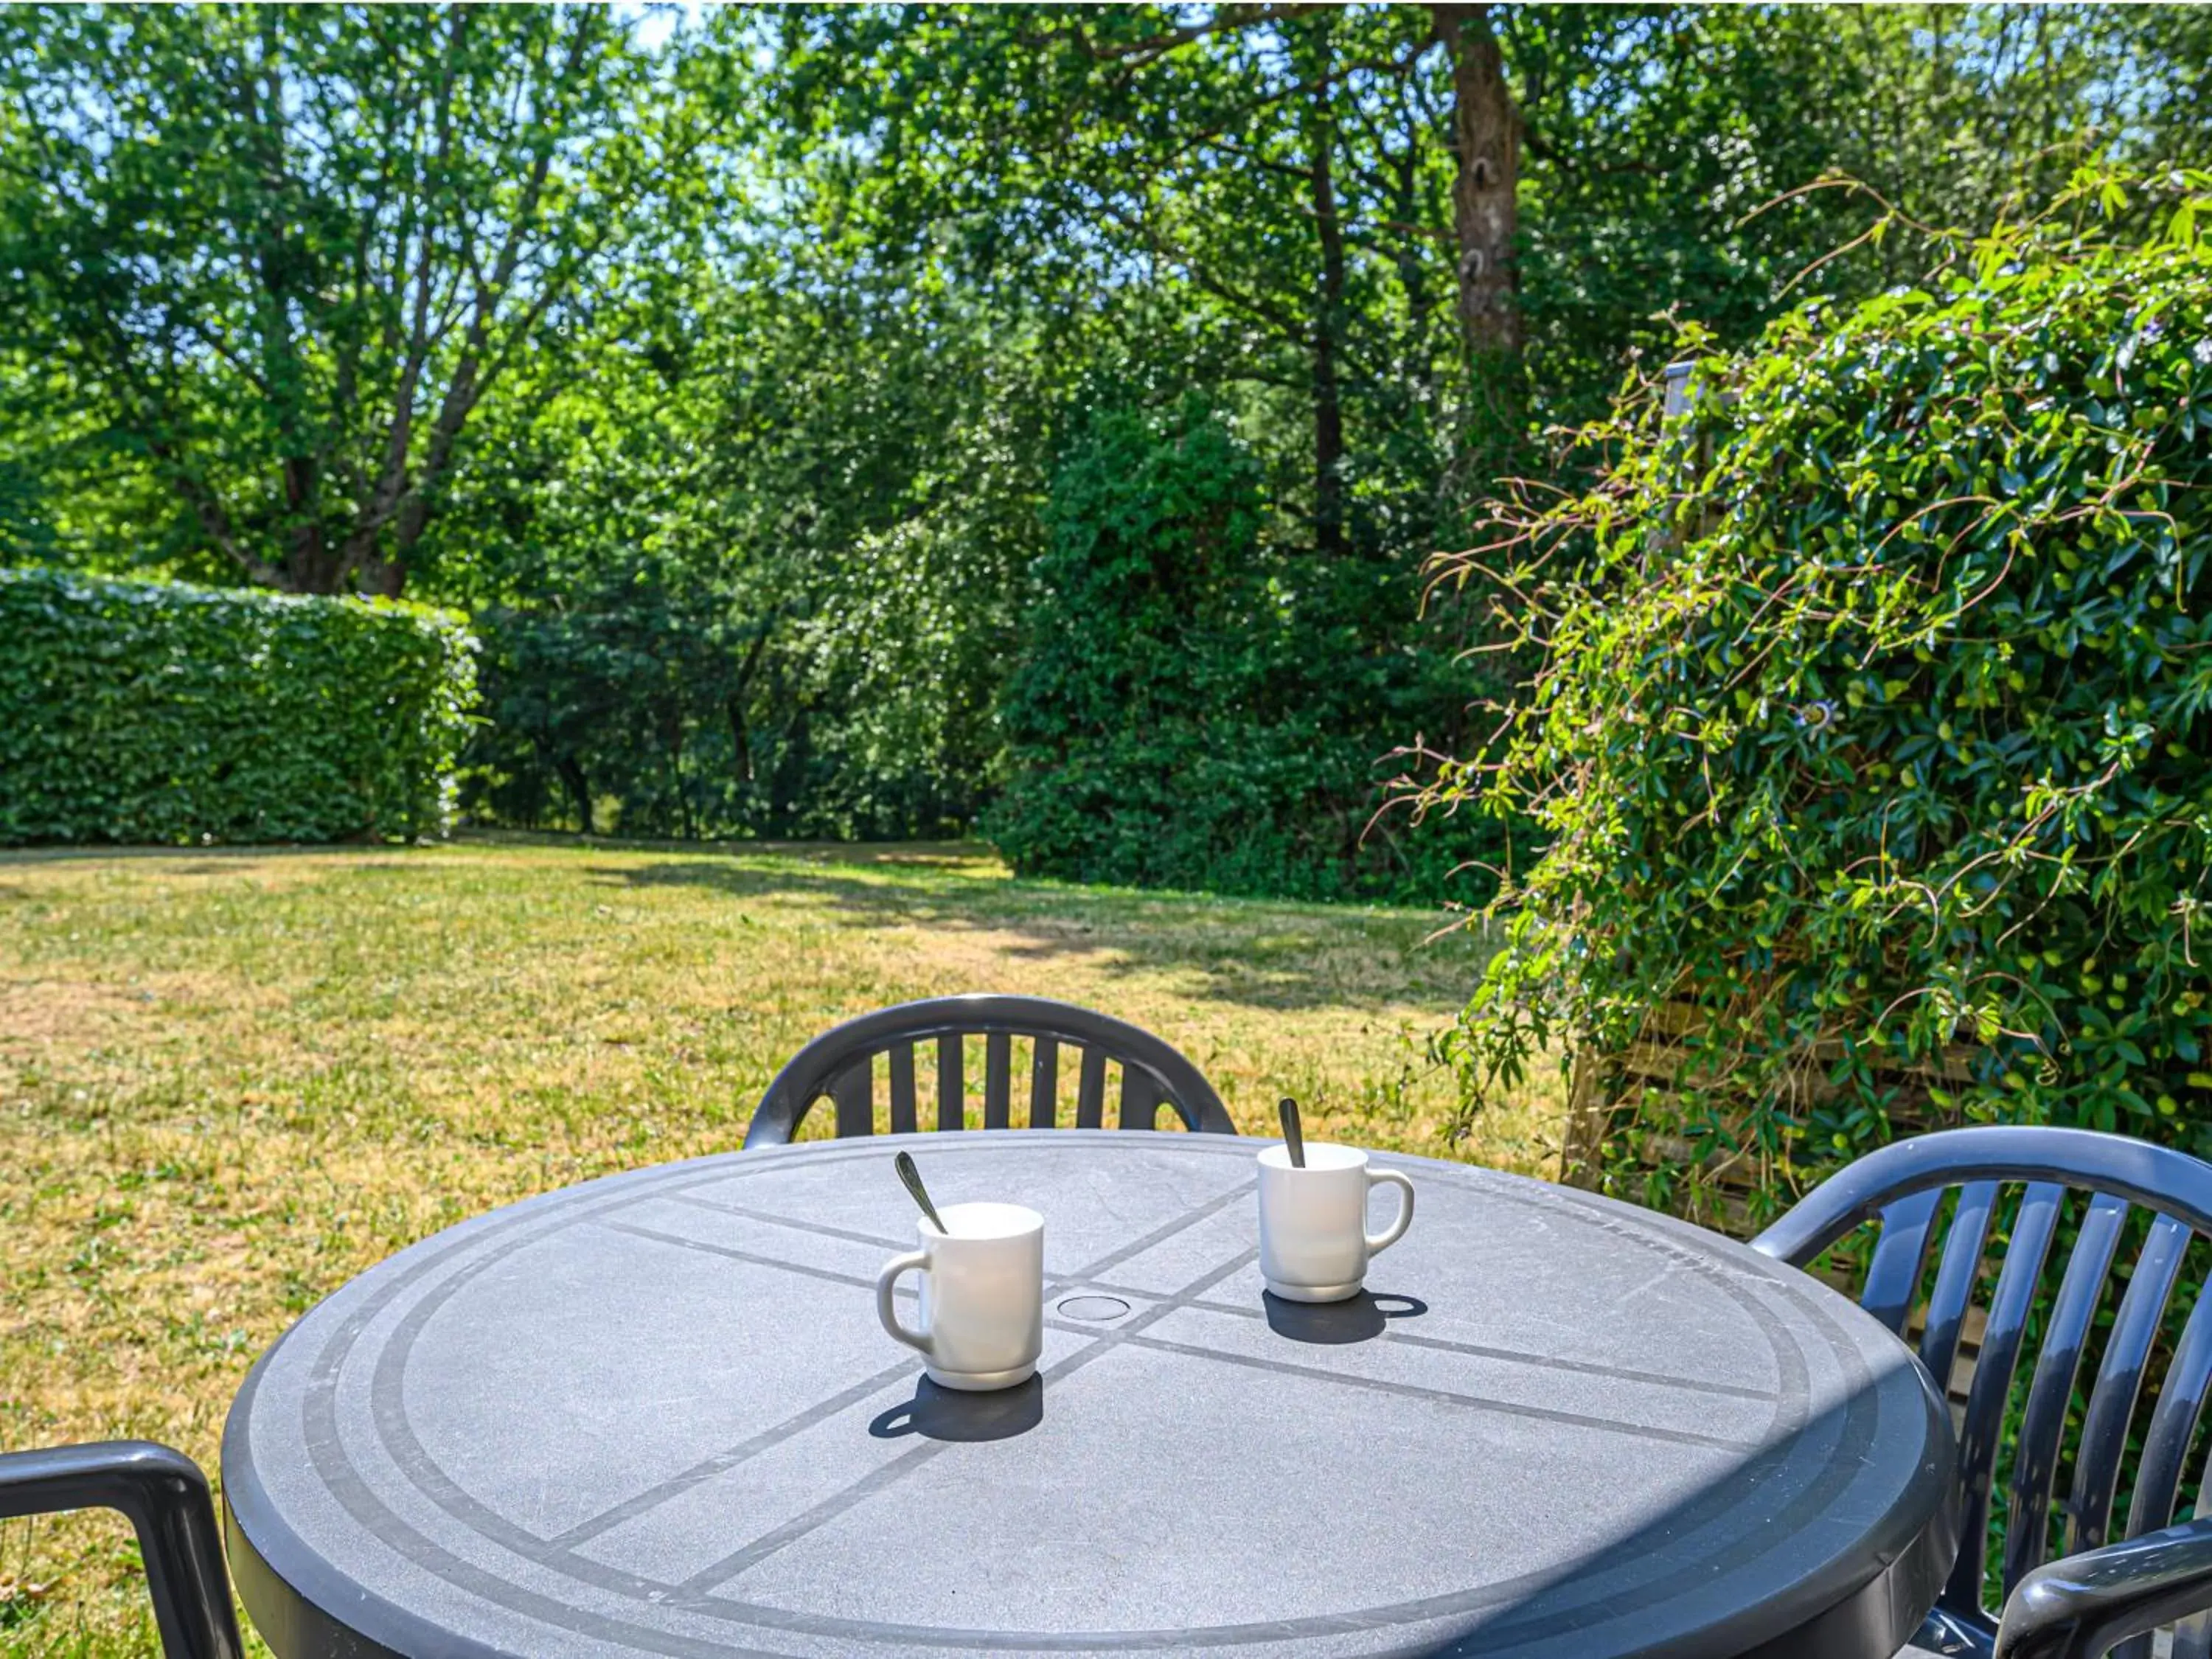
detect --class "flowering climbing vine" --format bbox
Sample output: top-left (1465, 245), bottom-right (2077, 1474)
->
top-left (1424, 169), bottom-right (2212, 1217)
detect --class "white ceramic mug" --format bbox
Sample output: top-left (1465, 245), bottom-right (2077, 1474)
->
top-left (1257, 1144), bottom-right (1414, 1303)
top-left (875, 1201), bottom-right (1045, 1391)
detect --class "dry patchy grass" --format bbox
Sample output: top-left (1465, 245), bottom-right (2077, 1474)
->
top-left (0, 835), bottom-right (1560, 1654)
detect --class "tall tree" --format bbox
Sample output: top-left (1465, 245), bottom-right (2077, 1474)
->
top-left (1432, 4), bottom-right (1520, 361)
top-left (753, 4), bottom-right (1461, 557)
top-left (0, 6), bottom-right (679, 594)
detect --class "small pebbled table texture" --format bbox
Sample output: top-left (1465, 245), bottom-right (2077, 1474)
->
top-left (223, 1131), bottom-right (1951, 1659)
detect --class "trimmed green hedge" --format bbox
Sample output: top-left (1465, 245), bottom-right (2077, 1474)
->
top-left (0, 568), bottom-right (478, 845)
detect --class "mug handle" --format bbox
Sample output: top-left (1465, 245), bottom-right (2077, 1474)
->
top-left (876, 1251), bottom-right (933, 1356)
top-left (1365, 1169), bottom-right (1415, 1256)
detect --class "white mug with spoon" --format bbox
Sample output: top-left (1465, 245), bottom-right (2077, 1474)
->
top-left (1259, 1096), bottom-right (1415, 1302)
top-left (877, 1152), bottom-right (1044, 1390)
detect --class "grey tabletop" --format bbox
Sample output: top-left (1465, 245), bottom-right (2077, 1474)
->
top-left (221, 1131), bottom-right (1955, 1659)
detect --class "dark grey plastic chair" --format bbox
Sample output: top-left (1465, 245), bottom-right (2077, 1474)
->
top-left (742, 995), bottom-right (1236, 1147)
top-left (0, 1441), bottom-right (242, 1658)
top-left (1750, 1126), bottom-right (2212, 1659)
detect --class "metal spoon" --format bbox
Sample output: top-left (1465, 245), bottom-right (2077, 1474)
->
top-left (894, 1150), bottom-right (948, 1234)
top-left (1278, 1096), bottom-right (1307, 1169)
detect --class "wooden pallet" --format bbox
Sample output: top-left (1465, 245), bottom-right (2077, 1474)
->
top-left (1562, 998), bottom-right (1982, 1236)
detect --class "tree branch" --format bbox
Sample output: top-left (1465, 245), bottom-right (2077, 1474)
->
top-left (1038, 4), bottom-right (1298, 69)
top-left (338, 4), bottom-right (468, 582)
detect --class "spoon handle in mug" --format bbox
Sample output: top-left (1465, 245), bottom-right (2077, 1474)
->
top-left (895, 1150), bottom-right (948, 1234)
top-left (1278, 1096), bottom-right (1306, 1169)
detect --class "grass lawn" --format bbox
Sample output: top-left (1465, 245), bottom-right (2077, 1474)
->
top-left (0, 835), bottom-right (1558, 1655)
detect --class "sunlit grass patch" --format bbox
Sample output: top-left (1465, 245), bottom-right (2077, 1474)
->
top-left (0, 835), bottom-right (1559, 1655)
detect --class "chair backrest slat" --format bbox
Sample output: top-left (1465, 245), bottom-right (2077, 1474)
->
top-left (2070, 1214), bottom-right (2191, 1554)
top-left (984, 1032), bottom-right (1012, 1129)
top-left (1119, 1068), bottom-right (1160, 1130)
top-left (1029, 1039), bottom-right (1058, 1129)
top-left (2124, 1283), bottom-right (2212, 1540)
top-left (743, 995), bottom-right (1235, 1147)
top-left (1919, 1180), bottom-right (1999, 1392)
top-left (831, 1059), bottom-right (873, 1138)
top-left (937, 1034), bottom-right (964, 1131)
top-left (1862, 1188), bottom-right (1943, 1334)
top-left (888, 1043), bottom-right (918, 1135)
top-left (2002, 1192), bottom-right (2132, 1590)
top-left (1944, 1180), bottom-right (2065, 1617)
top-left (1075, 1047), bottom-right (1107, 1129)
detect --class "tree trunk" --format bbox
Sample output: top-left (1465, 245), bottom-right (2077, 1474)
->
top-left (555, 755), bottom-right (594, 835)
top-left (728, 695), bottom-right (754, 786)
top-left (363, 557), bottom-right (406, 599)
top-left (726, 625), bottom-right (773, 786)
top-left (280, 457), bottom-right (337, 593)
top-left (1433, 4), bottom-right (1521, 358)
top-left (1303, 22), bottom-right (1348, 557)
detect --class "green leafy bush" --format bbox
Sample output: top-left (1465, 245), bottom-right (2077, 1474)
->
top-left (990, 395), bottom-right (1503, 902)
top-left (0, 567), bottom-right (477, 845)
top-left (465, 530), bottom-right (1000, 844)
top-left (1435, 175), bottom-right (2212, 1214)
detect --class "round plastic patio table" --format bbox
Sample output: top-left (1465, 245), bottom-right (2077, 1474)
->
top-left (220, 1131), bottom-right (1955, 1659)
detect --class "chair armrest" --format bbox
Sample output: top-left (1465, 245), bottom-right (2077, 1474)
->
top-left (0, 1441), bottom-right (243, 1659)
top-left (1995, 1514), bottom-right (2212, 1659)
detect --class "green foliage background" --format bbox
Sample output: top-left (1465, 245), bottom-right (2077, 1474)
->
top-left (1438, 174), bottom-right (2212, 1217)
top-left (0, 568), bottom-right (477, 846)
top-left (2, 5), bottom-right (2207, 896)
top-left (992, 397), bottom-right (1497, 900)
top-left (437, 265), bottom-right (1044, 844)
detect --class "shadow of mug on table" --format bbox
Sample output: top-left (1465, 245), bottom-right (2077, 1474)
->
top-left (869, 1375), bottom-right (1044, 1442)
top-left (1263, 1290), bottom-right (1429, 1345)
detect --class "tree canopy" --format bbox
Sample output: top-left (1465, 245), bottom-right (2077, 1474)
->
top-left (0, 5), bottom-right (685, 594)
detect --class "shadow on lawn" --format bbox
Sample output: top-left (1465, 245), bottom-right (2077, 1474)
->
top-left (470, 828), bottom-right (995, 874)
top-left (0, 843), bottom-right (349, 866)
top-left (580, 856), bottom-right (1482, 1015)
